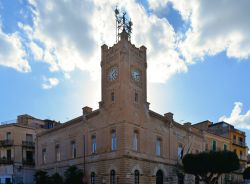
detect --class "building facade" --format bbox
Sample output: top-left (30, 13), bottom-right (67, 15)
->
top-left (35, 29), bottom-right (248, 184)
top-left (193, 120), bottom-right (247, 183)
top-left (0, 114), bottom-right (59, 184)
top-left (194, 120), bottom-right (248, 169)
top-left (36, 30), bottom-right (207, 184)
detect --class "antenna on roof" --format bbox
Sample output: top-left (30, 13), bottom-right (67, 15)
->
top-left (114, 7), bottom-right (133, 42)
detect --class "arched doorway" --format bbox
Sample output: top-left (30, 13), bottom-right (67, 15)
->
top-left (110, 170), bottom-right (116, 184)
top-left (134, 170), bottom-right (140, 184)
top-left (156, 170), bottom-right (163, 184)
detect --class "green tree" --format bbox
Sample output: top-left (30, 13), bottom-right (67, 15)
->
top-left (182, 151), bottom-right (240, 184)
top-left (243, 167), bottom-right (250, 180)
top-left (49, 173), bottom-right (64, 184)
top-left (64, 166), bottom-right (83, 184)
top-left (34, 170), bottom-right (50, 184)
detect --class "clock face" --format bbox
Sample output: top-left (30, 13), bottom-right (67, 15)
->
top-left (131, 69), bottom-right (141, 82)
top-left (108, 67), bottom-right (118, 81)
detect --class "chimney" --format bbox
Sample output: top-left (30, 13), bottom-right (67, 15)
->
top-left (164, 112), bottom-right (173, 121)
top-left (184, 122), bottom-right (192, 127)
top-left (82, 106), bottom-right (93, 119)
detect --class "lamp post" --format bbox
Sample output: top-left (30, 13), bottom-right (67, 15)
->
top-left (82, 135), bottom-right (88, 184)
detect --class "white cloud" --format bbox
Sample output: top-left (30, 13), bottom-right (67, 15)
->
top-left (10, 0), bottom-right (249, 84)
top-left (23, 0), bottom-right (186, 83)
top-left (173, 0), bottom-right (250, 62)
top-left (148, 0), bottom-right (168, 11)
top-left (0, 27), bottom-right (31, 72)
top-left (219, 102), bottom-right (250, 130)
top-left (29, 41), bottom-right (43, 61)
top-left (42, 77), bottom-right (59, 89)
top-left (26, 0), bottom-right (97, 77)
top-left (149, 0), bottom-right (250, 62)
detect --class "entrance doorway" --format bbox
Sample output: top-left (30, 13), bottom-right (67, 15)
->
top-left (156, 170), bottom-right (163, 184)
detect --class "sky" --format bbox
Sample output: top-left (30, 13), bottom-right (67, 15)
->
top-left (0, 0), bottom-right (250, 145)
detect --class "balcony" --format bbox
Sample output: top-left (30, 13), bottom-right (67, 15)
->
top-left (0, 139), bottom-right (14, 147)
top-left (0, 158), bottom-right (13, 165)
top-left (22, 159), bottom-right (35, 166)
top-left (238, 141), bottom-right (247, 147)
top-left (22, 141), bottom-right (35, 148)
top-left (232, 140), bottom-right (247, 147)
top-left (239, 155), bottom-right (247, 161)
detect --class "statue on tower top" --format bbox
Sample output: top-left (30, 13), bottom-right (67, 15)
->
top-left (114, 7), bottom-right (133, 42)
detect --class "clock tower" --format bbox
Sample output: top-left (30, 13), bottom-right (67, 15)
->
top-left (100, 30), bottom-right (148, 115)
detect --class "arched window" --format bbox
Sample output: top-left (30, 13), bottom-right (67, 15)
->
top-left (55, 144), bottom-right (60, 161)
top-left (177, 144), bottom-right (183, 159)
top-left (110, 170), bottom-right (116, 184)
top-left (133, 131), bottom-right (139, 151)
top-left (111, 130), bottom-right (116, 151)
top-left (156, 138), bottom-right (162, 156)
top-left (92, 135), bottom-right (96, 153)
top-left (71, 141), bottom-right (76, 158)
top-left (91, 172), bottom-right (96, 184)
top-left (111, 92), bottom-right (115, 102)
top-left (134, 170), bottom-right (140, 184)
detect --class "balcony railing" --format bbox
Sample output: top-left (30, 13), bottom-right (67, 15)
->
top-left (232, 139), bottom-right (247, 147)
top-left (22, 159), bottom-right (35, 166)
top-left (239, 155), bottom-right (247, 161)
top-left (0, 139), bottom-right (14, 147)
top-left (238, 141), bottom-right (247, 147)
top-left (0, 158), bottom-right (13, 165)
top-left (22, 141), bottom-right (35, 148)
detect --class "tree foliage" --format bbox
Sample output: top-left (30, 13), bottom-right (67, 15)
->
top-left (34, 170), bottom-right (50, 184)
top-left (243, 167), bottom-right (250, 180)
top-left (50, 173), bottom-right (64, 184)
top-left (64, 166), bottom-right (83, 184)
top-left (182, 151), bottom-right (240, 184)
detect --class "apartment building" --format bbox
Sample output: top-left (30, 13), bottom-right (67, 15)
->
top-left (195, 121), bottom-right (248, 169)
top-left (0, 114), bottom-right (59, 184)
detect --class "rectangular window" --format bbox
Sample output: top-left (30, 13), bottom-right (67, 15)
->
top-left (205, 143), bottom-right (208, 151)
top-left (135, 92), bottom-right (138, 102)
top-left (111, 130), bottom-right (116, 151)
top-left (156, 138), bottom-right (161, 156)
top-left (212, 140), bottom-right (216, 151)
top-left (233, 135), bottom-right (236, 144)
top-left (132, 131), bottom-right (139, 151)
top-left (48, 123), bottom-right (54, 129)
top-left (26, 134), bottom-right (33, 142)
top-left (55, 145), bottom-right (60, 161)
top-left (92, 135), bottom-right (97, 154)
top-left (177, 144), bottom-right (183, 159)
top-left (238, 137), bottom-right (243, 146)
top-left (111, 92), bottom-right (115, 102)
top-left (240, 151), bottom-right (243, 159)
top-left (6, 132), bottom-right (11, 140)
top-left (224, 144), bottom-right (227, 151)
top-left (26, 151), bottom-right (33, 162)
top-left (71, 141), bottom-right (76, 159)
top-left (7, 149), bottom-right (11, 161)
top-left (42, 148), bottom-right (46, 164)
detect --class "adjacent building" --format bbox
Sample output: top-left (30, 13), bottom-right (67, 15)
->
top-left (193, 120), bottom-right (248, 169)
top-left (0, 114), bottom-right (59, 184)
top-left (193, 120), bottom-right (248, 183)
